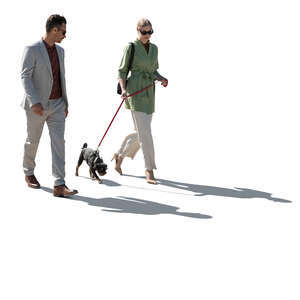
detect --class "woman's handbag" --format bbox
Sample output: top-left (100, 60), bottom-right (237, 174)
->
top-left (117, 43), bottom-right (135, 94)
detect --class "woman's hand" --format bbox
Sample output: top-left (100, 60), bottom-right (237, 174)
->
top-left (161, 78), bottom-right (168, 87)
top-left (157, 75), bottom-right (168, 87)
top-left (121, 89), bottom-right (127, 99)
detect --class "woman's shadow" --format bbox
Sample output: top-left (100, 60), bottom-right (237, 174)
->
top-left (41, 187), bottom-right (212, 219)
top-left (122, 175), bottom-right (292, 203)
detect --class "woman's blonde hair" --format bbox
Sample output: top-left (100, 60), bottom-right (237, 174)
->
top-left (137, 18), bottom-right (152, 30)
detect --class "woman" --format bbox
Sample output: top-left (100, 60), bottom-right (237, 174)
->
top-left (112, 18), bottom-right (168, 184)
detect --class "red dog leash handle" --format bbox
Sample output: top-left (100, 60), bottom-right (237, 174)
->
top-left (97, 81), bottom-right (157, 149)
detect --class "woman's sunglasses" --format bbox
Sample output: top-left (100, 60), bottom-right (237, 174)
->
top-left (139, 29), bottom-right (154, 35)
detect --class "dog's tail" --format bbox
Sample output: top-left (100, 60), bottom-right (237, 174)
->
top-left (82, 143), bottom-right (88, 149)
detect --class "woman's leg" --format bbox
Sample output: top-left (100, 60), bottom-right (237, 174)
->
top-left (117, 133), bottom-right (140, 159)
top-left (131, 111), bottom-right (157, 184)
top-left (113, 112), bottom-right (141, 174)
top-left (117, 111), bottom-right (140, 159)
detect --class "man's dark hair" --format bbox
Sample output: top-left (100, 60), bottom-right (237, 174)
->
top-left (46, 14), bottom-right (67, 33)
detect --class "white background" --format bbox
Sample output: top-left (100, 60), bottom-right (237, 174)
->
top-left (1, 0), bottom-right (300, 299)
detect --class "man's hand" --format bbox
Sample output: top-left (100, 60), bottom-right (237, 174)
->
top-left (31, 103), bottom-right (44, 116)
top-left (65, 109), bottom-right (69, 118)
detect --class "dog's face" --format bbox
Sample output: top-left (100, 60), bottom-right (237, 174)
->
top-left (93, 153), bottom-right (107, 176)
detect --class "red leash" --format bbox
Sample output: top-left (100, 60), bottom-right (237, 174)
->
top-left (97, 81), bottom-right (156, 149)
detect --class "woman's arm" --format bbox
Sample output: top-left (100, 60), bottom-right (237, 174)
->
top-left (153, 49), bottom-right (168, 87)
top-left (154, 71), bottom-right (168, 87)
top-left (118, 44), bottom-right (132, 98)
top-left (119, 78), bottom-right (127, 99)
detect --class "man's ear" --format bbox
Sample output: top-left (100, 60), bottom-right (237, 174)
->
top-left (52, 27), bottom-right (58, 34)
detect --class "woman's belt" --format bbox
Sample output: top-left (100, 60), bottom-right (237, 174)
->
top-left (130, 71), bottom-right (156, 82)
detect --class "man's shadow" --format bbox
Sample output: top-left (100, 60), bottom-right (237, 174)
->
top-left (122, 175), bottom-right (292, 203)
top-left (41, 187), bottom-right (212, 219)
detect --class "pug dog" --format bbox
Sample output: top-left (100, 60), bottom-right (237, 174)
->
top-left (75, 143), bottom-right (107, 184)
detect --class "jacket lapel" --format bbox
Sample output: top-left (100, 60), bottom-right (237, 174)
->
top-left (39, 40), bottom-right (53, 78)
top-left (57, 47), bottom-right (64, 75)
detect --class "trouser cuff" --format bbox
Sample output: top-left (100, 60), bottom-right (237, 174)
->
top-left (54, 179), bottom-right (65, 187)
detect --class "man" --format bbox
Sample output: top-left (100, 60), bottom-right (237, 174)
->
top-left (21, 14), bottom-right (78, 197)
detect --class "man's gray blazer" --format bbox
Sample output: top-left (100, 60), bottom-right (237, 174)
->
top-left (21, 39), bottom-right (68, 110)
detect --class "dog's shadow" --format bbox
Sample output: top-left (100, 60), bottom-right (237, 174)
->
top-left (122, 175), bottom-right (292, 203)
top-left (76, 175), bottom-right (121, 187)
top-left (40, 187), bottom-right (211, 219)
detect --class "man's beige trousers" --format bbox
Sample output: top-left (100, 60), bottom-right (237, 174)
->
top-left (23, 98), bottom-right (66, 186)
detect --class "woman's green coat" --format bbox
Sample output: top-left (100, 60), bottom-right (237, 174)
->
top-left (118, 39), bottom-right (160, 115)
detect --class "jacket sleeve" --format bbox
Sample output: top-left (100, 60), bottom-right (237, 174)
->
top-left (152, 46), bottom-right (161, 79)
top-left (118, 44), bottom-right (131, 80)
top-left (153, 60), bottom-right (161, 79)
top-left (61, 48), bottom-right (68, 110)
top-left (21, 46), bottom-right (41, 107)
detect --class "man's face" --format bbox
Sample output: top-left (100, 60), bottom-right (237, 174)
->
top-left (53, 23), bottom-right (67, 43)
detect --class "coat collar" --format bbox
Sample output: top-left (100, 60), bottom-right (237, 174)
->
top-left (135, 39), bottom-right (152, 55)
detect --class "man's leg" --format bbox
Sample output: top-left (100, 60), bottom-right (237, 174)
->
top-left (46, 99), bottom-right (66, 187)
top-left (23, 109), bottom-right (46, 176)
